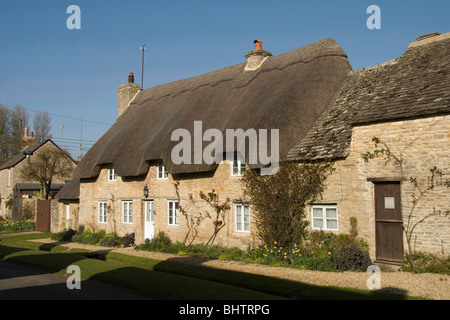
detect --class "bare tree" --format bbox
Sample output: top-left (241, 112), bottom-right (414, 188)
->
top-left (0, 104), bottom-right (11, 164)
top-left (33, 110), bottom-right (53, 143)
top-left (19, 147), bottom-right (74, 199)
top-left (10, 105), bottom-right (30, 154)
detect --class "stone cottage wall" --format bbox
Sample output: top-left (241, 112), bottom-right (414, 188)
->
top-left (317, 115), bottom-right (450, 258)
top-left (79, 160), bottom-right (256, 248)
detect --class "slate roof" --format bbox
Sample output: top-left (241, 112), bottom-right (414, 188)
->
top-left (14, 183), bottom-right (65, 191)
top-left (0, 140), bottom-right (49, 170)
top-left (73, 38), bottom-right (352, 179)
top-left (54, 179), bottom-right (80, 200)
top-left (286, 34), bottom-right (450, 161)
top-left (0, 139), bottom-right (77, 170)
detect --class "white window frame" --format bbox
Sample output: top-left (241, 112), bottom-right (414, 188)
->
top-left (311, 205), bottom-right (339, 231)
top-left (231, 153), bottom-right (246, 177)
top-left (235, 204), bottom-right (250, 233)
top-left (122, 201), bottom-right (133, 224)
top-left (168, 200), bottom-right (179, 226)
top-left (98, 201), bottom-right (108, 224)
top-left (108, 165), bottom-right (117, 182)
top-left (157, 160), bottom-right (168, 180)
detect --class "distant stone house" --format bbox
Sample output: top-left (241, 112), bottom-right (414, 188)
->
top-left (287, 32), bottom-right (450, 264)
top-left (57, 33), bottom-right (449, 265)
top-left (0, 131), bottom-right (77, 220)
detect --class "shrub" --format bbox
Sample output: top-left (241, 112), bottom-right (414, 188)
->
top-left (51, 229), bottom-right (77, 242)
top-left (331, 246), bottom-right (372, 271)
top-left (137, 231), bottom-right (172, 252)
top-left (402, 251), bottom-right (450, 275)
top-left (241, 161), bottom-right (334, 248)
top-left (67, 229), bottom-right (131, 248)
top-left (119, 233), bottom-right (135, 248)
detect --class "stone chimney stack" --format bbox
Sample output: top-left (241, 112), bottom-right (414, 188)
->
top-left (245, 40), bottom-right (272, 71)
top-left (118, 72), bottom-right (140, 118)
top-left (21, 127), bottom-right (35, 150)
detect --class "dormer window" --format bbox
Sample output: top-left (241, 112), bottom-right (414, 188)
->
top-left (157, 160), bottom-right (168, 180)
top-left (108, 165), bottom-right (117, 181)
top-left (231, 153), bottom-right (246, 177)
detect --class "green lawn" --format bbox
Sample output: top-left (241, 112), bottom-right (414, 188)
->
top-left (0, 233), bottom-right (423, 300)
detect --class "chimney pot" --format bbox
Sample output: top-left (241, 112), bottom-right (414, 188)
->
top-left (21, 128), bottom-right (35, 150)
top-left (254, 40), bottom-right (263, 50)
top-left (245, 40), bottom-right (272, 71)
top-left (118, 72), bottom-right (140, 118)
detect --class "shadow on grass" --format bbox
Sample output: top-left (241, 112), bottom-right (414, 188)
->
top-left (0, 234), bottom-right (413, 301)
top-left (151, 255), bottom-right (410, 300)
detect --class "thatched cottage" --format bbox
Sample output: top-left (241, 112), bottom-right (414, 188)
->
top-left (56, 38), bottom-right (351, 246)
top-left (57, 33), bottom-right (449, 265)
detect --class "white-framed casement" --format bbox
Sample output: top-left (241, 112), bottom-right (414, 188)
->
top-left (122, 200), bottom-right (133, 224)
top-left (231, 153), bottom-right (246, 177)
top-left (311, 205), bottom-right (338, 231)
top-left (157, 160), bottom-right (169, 180)
top-left (98, 201), bottom-right (108, 224)
top-left (168, 200), bottom-right (179, 226)
top-left (108, 165), bottom-right (117, 182)
top-left (235, 203), bottom-right (250, 233)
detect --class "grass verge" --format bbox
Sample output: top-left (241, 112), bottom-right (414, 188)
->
top-left (0, 233), bottom-right (423, 300)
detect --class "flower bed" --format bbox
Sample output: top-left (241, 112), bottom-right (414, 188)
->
top-left (0, 218), bottom-right (35, 233)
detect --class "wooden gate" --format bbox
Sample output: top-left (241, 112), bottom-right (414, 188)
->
top-left (374, 182), bottom-right (404, 264)
top-left (36, 199), bottom-right (51, 232)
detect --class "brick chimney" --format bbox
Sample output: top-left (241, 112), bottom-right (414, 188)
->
top-left (244, 40), bottom-right (272, 71)
top-left (21, 127), bottom-right (35, 150)
top-left (118, 72), bottom-right (140, 118)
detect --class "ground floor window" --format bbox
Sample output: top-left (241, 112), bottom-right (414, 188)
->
top-left (122, 201), bottom-right (133, 224)
top-left (98, 201), bottom-right (107, 223)
top-left (311, 205), bottom-right (338, 231)
top-left (235, 204), bottom-right (250, 232)
top-left (168, 200), bottom-right (179, 226)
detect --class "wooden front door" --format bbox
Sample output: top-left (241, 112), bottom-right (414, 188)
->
top-left (374, 182), bottom-right (404, 264)
top-left (36, 199), bottom-right (51, 232)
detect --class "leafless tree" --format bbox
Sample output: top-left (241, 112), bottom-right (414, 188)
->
top-left (0, 104), bottom-right (11, 164)
top-left (10, 105), bottom-right (30, 153)
top-left (33, 110), bottom-right (53, 143)
top-left (19, 147), bottom-right (74, 199)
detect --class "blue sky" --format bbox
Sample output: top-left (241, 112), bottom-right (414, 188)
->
top-left (1, 0), bottom-right (449, 158)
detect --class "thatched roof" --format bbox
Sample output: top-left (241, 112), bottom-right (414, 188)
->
top-left (287, 34), bottom-right (450, 161)
top-left (73, 38), bottom-right (351, 179)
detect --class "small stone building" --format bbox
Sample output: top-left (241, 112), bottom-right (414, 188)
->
top-left (287, 32), bottom-right (450, 264)
top-left (0, 133), bottom-right (77, 220)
